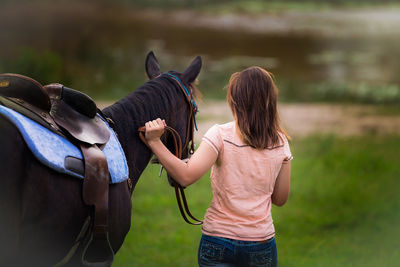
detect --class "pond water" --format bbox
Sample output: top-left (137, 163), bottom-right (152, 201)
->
top-left (1, 2), bottom-right (399, 103)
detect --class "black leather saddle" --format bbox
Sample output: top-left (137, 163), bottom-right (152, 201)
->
top-left (0, 73), bottom-right (110, 144)
top-left (45, 83), bottom-right (110, 145)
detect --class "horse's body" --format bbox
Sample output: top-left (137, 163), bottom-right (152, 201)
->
top-left (0, 52), bottom-right (201, 266)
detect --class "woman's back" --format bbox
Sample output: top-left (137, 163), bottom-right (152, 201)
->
top-left (202, 121), bottom-right (291, 241)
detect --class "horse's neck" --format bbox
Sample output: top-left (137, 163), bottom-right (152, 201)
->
top-left (102, 84), bottom-right (179, 187)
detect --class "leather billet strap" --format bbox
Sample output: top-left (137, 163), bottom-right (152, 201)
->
top-left (138, 126), bottom-right (203, 225)
top-left (81, 144), bottom-right (114, 266)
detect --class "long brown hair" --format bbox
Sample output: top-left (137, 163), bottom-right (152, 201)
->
top-left (227, 66), bottom-right (290, 149)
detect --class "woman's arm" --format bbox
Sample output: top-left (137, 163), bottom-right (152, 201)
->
top-left (145, 118), bottom-right (217, 187)
top-left (271, 161), bottom-right (291, 206)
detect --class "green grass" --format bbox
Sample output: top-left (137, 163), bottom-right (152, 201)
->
top-left (114, 166), bottom-right (211, 266)
top-left (113, 135), bottom-right (400, 266)
top-left (274, 135), bottom-right (400, 266)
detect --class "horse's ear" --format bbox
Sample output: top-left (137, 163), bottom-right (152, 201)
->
top-left (181, 56), bottom-right (202, 84)
top-left (145, 51), bottom-right (161, 79)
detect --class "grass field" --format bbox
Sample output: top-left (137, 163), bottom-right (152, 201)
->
top-left (113, 135), bottom-right (400, 266)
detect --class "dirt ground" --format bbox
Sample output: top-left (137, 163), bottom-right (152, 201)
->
top-left (194, 101), bottom-right (400, 140)
top-left (131, 8), bottom-right (400, 38)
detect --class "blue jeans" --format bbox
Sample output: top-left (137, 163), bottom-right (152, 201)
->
top-left (198, 234), bottom-right (277, 267)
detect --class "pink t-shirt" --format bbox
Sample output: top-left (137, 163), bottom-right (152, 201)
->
top-left (201, 121), bottom-right (292, 241)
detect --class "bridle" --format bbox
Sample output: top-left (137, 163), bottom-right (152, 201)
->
top-left (138, 73), bottom-right (202, 225)
top-left (165, 73), bottom-right (198, 155)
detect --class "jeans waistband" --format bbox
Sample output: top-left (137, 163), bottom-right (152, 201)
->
top-left (202, 234), bottom-right (275, 248)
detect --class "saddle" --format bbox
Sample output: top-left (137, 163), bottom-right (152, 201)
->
top-left (0, 73), bottom-right (115, 266)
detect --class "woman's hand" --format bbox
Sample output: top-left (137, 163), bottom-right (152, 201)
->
top-left (145, 118), bottom-right (166, 144)
top-left (142, 119), bottom-right (218, 187)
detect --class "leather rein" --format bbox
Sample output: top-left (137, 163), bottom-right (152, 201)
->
top-left (138, 73), bottom-right (202, 225)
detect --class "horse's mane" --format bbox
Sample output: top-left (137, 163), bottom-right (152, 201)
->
top-left (102, 73), bottom-right (195, 182)
top-left (104, 74), bottom-right (187, 129)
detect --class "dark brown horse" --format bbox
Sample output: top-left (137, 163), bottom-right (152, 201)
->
top-left (0, 52), bottom-right (202, 266)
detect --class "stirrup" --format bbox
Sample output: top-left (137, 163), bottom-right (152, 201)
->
top-left (81, 229), bottom-right (114, 267)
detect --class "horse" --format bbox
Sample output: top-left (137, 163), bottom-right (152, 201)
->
top-left (0, 51), bottom-right (202, 266)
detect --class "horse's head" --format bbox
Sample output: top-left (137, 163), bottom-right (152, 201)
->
top-left (144, 51), bottom-right (202, 183)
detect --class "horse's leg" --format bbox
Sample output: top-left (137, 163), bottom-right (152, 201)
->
top-left (0, 117), bottom-right (26, 266)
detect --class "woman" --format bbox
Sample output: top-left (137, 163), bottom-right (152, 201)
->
top-left (145, 66), bottom-right (292, 267)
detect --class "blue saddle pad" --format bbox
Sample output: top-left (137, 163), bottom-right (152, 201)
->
top-left (0, 104), bottom-right (129, 184)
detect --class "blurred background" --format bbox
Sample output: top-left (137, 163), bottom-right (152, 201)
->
top-left (1, 0), bottom-right (400, 266)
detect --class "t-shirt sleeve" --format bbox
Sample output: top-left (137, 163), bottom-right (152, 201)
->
top-left (202, 124), bottom-right (222, 155)
top-left (282, 134), bottom-right (293, 163)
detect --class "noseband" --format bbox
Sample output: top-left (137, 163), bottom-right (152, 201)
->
top-left (139, 73), bottom-right (202, 225)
